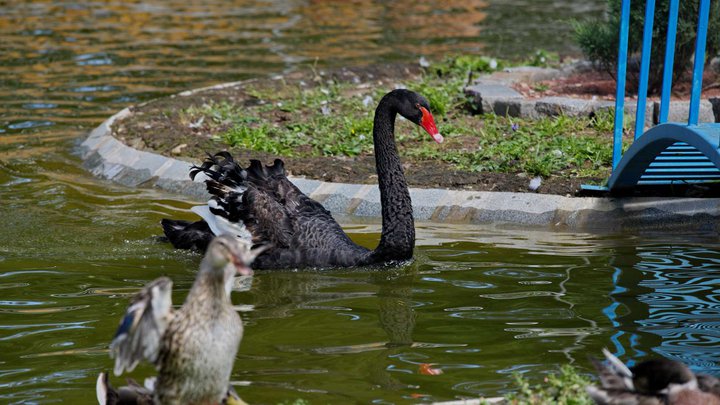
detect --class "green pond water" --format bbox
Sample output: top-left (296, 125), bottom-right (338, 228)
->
top-left (2, 1), bottom-right (720, 404)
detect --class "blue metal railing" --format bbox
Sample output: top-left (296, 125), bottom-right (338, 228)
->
top-left (612, 0), bottom-right (712, 170)
top-left (689, 0), bottom-right (711, 125)
top-left (658, 0), bottom-right (680, 124)
top-left (612, 0), bottom-right (632, 169)
top-left (634, 0), bottom-right (656, 140)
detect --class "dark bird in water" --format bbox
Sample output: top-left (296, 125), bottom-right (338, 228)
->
top-left (96, 235), bottom-right (265, 405)
top-left (161, 89), bottom-right (443, 269)
top-left (587, 348), bottom-right (720, 405)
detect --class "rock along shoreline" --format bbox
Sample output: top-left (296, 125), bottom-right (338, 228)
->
top-left (79, 77), bottom-right (720, 234)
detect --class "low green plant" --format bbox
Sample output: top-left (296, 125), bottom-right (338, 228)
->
top-left (403, 113), bottom-right (612, 178)
top-left (526, 49), bottom-right (560, 68)
top-left (221, 124), bottom-right (296, 155)
top-left (505, 365), bottom-right (594, 405)
top-left (177, 58), bottom-right (615, 180)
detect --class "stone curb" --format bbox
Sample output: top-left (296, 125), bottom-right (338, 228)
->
top-left (464, 65), bottom-right (718, 128)
top-left (79, 80), bottom-right (720, 233)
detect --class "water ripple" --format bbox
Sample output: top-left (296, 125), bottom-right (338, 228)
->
top-left (478, 291), bottom-right (563, 300)
top-left (0, 321), bottom-right (94, 341)
top-left (0, 305), bottom-right (89, 315)
top-left (7, 121), bottom-right (54, 130)
top-left (447, 308), bottom-right (575, 320)
top-left (484, 268), bottom-right (564, 279)
top-left (505, 327), bottom-right (606, 339)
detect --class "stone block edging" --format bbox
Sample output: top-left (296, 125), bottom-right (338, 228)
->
top-left (464, 65), bottom-right (719, 127)
top-left (79, 80), bottom-right (720, 233)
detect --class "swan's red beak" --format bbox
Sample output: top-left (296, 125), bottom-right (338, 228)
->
top-left (419, 106), bottom-right (443, 143)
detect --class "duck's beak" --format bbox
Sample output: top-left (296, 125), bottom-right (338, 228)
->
top-left (419, 106), bottom-right (443, 144)
top-left (232, 257), bottom-right (253, 276)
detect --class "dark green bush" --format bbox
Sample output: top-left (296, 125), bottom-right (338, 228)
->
top-left (574, 0), bottom-right (720, 94)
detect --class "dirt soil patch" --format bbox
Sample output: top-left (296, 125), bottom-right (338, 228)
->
top-left (111, 64), bottom-right (601, 196)
top-left (514, 66), bottom-right (720, 100)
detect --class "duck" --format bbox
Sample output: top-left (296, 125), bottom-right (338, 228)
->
top-left (96, 234), bottom-right (266, 405)
top-left (161, 89), bottom-right (443, 269)
top-left (587, 348), bottom-right (720, 405)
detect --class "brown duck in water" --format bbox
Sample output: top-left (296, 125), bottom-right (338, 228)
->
top-left (161, 89), bottom-right (443, 269)
top-left (96, 235), bottom-right (265, 405)
top-left (587, 348), bottom-right (720, 405)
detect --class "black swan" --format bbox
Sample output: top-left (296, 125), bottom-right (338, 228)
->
top-left (161, 89), bottom-right (442, 269)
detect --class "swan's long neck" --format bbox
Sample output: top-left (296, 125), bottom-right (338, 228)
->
top-left (370, 98), bottom-right (415, 261)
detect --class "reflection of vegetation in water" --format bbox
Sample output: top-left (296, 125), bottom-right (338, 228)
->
top-left (179, 55), bottom-right (616, 178)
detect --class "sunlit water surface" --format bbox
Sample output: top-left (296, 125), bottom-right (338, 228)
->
top-left (2, 1), bottom-right (720, 404)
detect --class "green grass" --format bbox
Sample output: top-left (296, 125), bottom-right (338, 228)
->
top-left (177, 55), bottom-right (617, 179)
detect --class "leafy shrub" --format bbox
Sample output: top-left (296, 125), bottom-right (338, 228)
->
top-left (574, 0), bottom-right (720, 94)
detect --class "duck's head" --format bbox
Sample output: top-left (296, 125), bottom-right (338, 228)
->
top-left (632, 358), bottom-right (698, 395)
top-left (204, 235), bottom-right (267, 279)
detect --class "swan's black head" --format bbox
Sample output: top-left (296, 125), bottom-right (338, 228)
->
top-left (386, 89), bottom-right (443, 143)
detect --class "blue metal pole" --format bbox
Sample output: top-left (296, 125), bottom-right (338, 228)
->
top-left (635, 0), bottom-right (656, 139)
top-left (659, 0), bottom-right (680, 123)
top-left (613, 0), bottom-right (631, 169)
top-left (689, 0), bottom-right (711, 125)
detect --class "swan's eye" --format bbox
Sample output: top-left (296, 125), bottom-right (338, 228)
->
top-left (415, 103), bottom-right (421, 109)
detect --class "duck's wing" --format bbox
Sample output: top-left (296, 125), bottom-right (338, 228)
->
top-left (586, 350), bottom-right (640, 404)
top-left (109, 277), bottom-right (173, 376)
top-left (585, 385), bottom-right (660, 405)
top-left (698, 373), bottom-right (720, 396)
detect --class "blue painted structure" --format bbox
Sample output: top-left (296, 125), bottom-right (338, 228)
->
top-left (593, 0), bottom-right (720, 194)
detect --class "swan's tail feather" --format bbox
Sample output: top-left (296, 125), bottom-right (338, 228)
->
top-left (164, 152), bottom-right (293, 254)
top-left (160, 219), bottom-right (213, 251)
top-left (245, 158), bottom-right (285, 182)
top-left (190, 151), bottom-right (248, 190)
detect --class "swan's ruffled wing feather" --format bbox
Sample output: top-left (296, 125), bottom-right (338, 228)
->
top-left (188, 153), bottom-right (368, 267)
top-left (109, 277), bottom-right (173, 376)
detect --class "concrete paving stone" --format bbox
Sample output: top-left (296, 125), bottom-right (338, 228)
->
top-left (133, 149), bottom-right (171, 173)
top-left (495, 66), bottom-right (563, 83)
top-left (154, 159), bottom-right (194, 181)
top-left (409, 188), bottom-right (452, 220)
top-left (534, 96), bottom-right (613, 117)
top-left (464, 83), bottom-right (523, 114)
top-left (155, 178), bottom-right (209, 201)
top-left (109, 147), bottom-right (141, 168)
top-left (653, 100), bottom-right (715, 124)
top-left (96, 137), bottom-right (124, 159)
top-left (312, 183), bottom-right (363, 214)
top-left (623, 101), bottom-right (655, 131)
top-left (111, 167), bottom-right (154, 188)
top-left (472, 208), bottom-right (555, 226)
top-left (352, 186), bottom-right (381, 217)
top-left (291, 177), bottom-right (324, 197)
top-left (102, 163), bottom-right (124, 180)
top-left (432, 205), bottom-right (475, 222)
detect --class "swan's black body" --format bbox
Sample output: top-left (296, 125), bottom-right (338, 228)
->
top-left (162, 89), bottom-right (441, 269)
